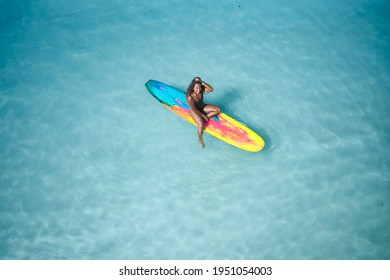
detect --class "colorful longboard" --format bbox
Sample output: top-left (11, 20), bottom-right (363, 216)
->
top-left (145, 80), bottom-right (264, 152)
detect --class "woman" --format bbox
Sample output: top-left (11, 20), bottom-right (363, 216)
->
top-left (186, 77), bottom-right (221, 148)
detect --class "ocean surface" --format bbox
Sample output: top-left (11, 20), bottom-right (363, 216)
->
top-left (0, 0), bottom-right (389, 259)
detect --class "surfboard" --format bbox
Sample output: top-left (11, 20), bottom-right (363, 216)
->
top-left (145, 80), bottom-right (264, 152)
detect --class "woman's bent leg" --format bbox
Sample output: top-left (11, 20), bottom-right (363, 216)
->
top-left (204, 104), bottom-right (221, 118)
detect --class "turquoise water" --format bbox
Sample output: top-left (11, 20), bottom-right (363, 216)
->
top-left (1, 0), bottom-right (389, 259)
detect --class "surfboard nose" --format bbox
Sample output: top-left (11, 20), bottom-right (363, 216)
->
top-left (146, 80), bottom-right (164, 90)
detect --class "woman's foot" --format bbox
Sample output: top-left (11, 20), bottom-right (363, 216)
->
top-left (198, 137), bottom-right (205, 148)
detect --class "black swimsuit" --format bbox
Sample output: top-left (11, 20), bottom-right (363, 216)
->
top-left (191, 96), bottom-right (206, 113)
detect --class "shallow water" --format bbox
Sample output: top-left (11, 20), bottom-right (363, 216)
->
top-left (0, 0), bottom-right (389, 259)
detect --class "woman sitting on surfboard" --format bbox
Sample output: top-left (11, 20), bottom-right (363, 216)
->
top-left (186, 77), bottom-right (221, 148)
